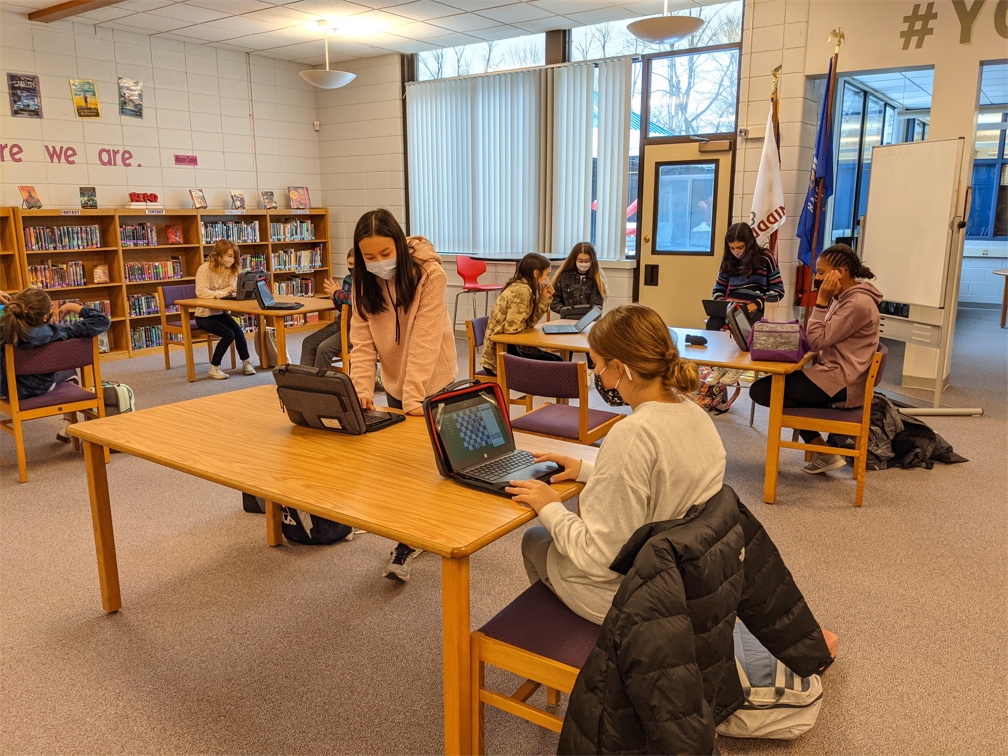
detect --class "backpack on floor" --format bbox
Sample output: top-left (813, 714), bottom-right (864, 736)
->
top-left (694, 382), bottom-right (740, 414)
top-left (102, 381), bottom-right (135, 416)
top-left (716, 621), bottom-right (823, 740)
top-left (241, 493), bottom-right (352, 545)
top-left (254, 326), bottom-right (291, 366)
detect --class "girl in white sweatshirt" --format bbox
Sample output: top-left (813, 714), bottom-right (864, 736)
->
top-left (506, 304), bottom-right (727, 624)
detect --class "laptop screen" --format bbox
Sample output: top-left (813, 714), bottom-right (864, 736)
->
top-left (574, 306), bottom-right (602, 330)
top-left (434, 391), bottom-right (514, 471)
top-left (255, 278), bottom-right (276, 307)
top-left (726, 303), bottom-right (752, 350)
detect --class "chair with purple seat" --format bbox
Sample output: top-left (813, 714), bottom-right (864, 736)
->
top-left (499, 353), bottom-right (622, 445)
top-left (158, 284), bottom-right (235, 374)
top-left (453, 256), bottom-right (505, 333)
top-left (471, 580), bottom-right (601, 751)
top-left (1, 336), bottom-right (108, 483)
top-left (778, 343), bottom-right (887, 507)
top-left (465, 316), bottom-right (496, 386)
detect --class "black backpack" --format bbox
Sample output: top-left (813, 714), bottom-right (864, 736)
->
top-left (241, 493), bottom-right (353, 544)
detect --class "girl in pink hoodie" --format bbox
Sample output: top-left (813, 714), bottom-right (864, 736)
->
top-left (349, 209), bottom-right (458, 581)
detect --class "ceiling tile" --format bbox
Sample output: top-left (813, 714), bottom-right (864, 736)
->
top-left (512, 15), bottom-right (574, 32)
top-left (117, 0), bottom-right (177, 12)
top-left (389, 0), bottom-right (463, 21)
top-left (150, 4), bottom-right (229, 23)
top-left (425, 31), bottom-right (484, 47)
top-left (284, 0), bottom-right (372, 18)
top-left (185, 0), bottom-right (276, 14)
top-left (566, 5), bottom-right (637, 24)
top-left (476, 3), bottom-right (551, 23)
top-left (464, 24), bottom-right (526, 41)
top-left (429, 12), bottom-right (500, 32)
top-left (392, 20), bottom-right (449, 40)
top-left (529, 0), bottom-right (610, 14)
top-left (75, 6), bottom-right (140, 22)
top-left (240, 6), bottom-right (318, 26)
top-left (109, 14), bottom-right (195, 33)
top-left (437, 0), bottom-right (519, 10)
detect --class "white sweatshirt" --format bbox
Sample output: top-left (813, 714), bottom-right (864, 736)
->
top-left (538, 399), bottom-right (726, 624)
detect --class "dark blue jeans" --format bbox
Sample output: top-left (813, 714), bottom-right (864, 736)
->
top-left (195, 314), bottom-right (249, 366)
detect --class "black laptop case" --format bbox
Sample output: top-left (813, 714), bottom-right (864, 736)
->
top-left (273, 364), bottom-right (403, 435)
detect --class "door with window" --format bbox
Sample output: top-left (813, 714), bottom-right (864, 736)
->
top-left (637, 141), bottom-right (734, 325)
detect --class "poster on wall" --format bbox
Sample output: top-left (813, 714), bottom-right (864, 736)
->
top-left (69, 79), bottom-right (101, 118)
top-left (8, 73), bottom-right (42, 118)
top-left (118, 77), bottom-right (142, 119)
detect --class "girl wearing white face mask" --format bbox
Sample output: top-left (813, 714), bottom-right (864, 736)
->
top-left (506, 304), bottom-right (726, 624)
top-left (349, 209), bottom-right (459, 581)
top-left (195, 239), bottom-right (256, 380)
top-left (550, 242), bottom-right (606, 318)
top-left (708, 222), bottom-right (784, 331)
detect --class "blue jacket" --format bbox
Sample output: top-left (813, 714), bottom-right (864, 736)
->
top-left (1, 306), bottom-right (111, 400)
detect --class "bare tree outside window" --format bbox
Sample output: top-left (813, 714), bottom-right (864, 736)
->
top-left (417, 35), bottom-right (543, 81)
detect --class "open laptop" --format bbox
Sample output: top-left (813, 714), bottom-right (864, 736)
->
top-left (725, 302), bottom-right (752, 351)
top-left (254, 277), bottom-right (304, 311)
top-left (542, 305), bottom-right (601, 335)
top-left (702, 299), bottom-right (730, 319)
top-left (430, 389), bottom-right (559, 494)
top-left (273, 364), bottom-right (404, 435)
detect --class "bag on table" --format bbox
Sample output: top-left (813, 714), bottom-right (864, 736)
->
top-left (241, 493), bottom-right (353, 545)
top-left (716, 621), bottom-right (824, 740)
top-left (254, 326), bottom-right (291, 366)
top-left (748, 320), bottom-right (810, 363)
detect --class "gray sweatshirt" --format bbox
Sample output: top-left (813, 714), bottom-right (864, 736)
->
top-left (538, 400), bottom-right (726, 624)
top-left (804, 281), bottom-right (883, 408)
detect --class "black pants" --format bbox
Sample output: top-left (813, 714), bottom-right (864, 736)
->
top-left (484, 344), bottom-right (564, 376)
top-left (749, 371), bottom-right (847, 444)
top-left (195, 314), bottom-right (250, 366)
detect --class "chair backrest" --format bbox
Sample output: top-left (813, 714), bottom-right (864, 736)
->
top-left (470, 315), bottom-right (489, 349)
top-left (8, 337), bottom-right (95, 375)
top-left (860, 350), bottom-right (884, 413)
top-left (160, 283), bottom-right (197, 309)
top-left (502, 354), bottom-right (581, 399)
top-left (873, 342), bottom-right (888, 389)
top-left (456, 255), bottom-right (487, 287)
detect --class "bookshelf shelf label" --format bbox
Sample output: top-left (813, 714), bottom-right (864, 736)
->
top-left (59, 210), bottom-right (81, 216)
top-left (225, 209), bottom-right (245, 215)
top-left (145, 209), bottom-right (165, 215)
top-left (290, 209), bottom-right (309, 214)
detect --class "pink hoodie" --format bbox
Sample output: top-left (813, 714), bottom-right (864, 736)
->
top-left (804, 281), bottom-right (884, 408)
top-left (349, 236), bottom-right (458, 413)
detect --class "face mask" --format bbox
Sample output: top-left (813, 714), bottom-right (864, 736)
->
top-left (576, 262), bottom-right (591, 274)
top-left (591, 363), bottom-right (629, 407)
top-left (365, 257), bottom-right (397, 280)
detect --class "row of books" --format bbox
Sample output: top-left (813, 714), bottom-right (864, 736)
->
top-left (274, 277), bottom-right (315, 297)
top-left (236, 314), bottom-right (256, 333)
top-left (282, 312), bottom-right (321, 328)
top-left (272, 247), bottom-right (322, 272)
top-left (120, 223), bottom-right (158, 247)
top-left (131, 325), bottom-right (183, 350)
top-left (241, 252), bottom-right (267, 272)
top-left (124, 258), bottom-right (183, 283)
top-left (28, 260), bottom-right (87, 288)
top-left (25, 225), bottom-right (102, 251)
top-left (270, 220), bottom-right (315, 242)
top-left (127, 294), bottom-right (179, 317)
top-left (57, 299), bottom-right (112, 319)
top-left (202, 221), bottom-right (260, 244)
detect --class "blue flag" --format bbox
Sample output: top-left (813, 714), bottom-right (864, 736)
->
top-left (796, 58), bottom-right (835, 267)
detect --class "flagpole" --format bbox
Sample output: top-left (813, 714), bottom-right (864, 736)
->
top-left (768, 65), bottom-right (782, 262)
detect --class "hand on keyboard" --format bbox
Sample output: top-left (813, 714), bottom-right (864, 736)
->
top-left (505, 478), bottom-right (561, 514)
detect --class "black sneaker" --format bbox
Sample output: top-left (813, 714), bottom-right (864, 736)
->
top-left (382, 543), bottom-right (421, 581)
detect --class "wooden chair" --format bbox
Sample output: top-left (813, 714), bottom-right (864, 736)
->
top-left (1, 337), bottom-right (109, 483)
top-left (778, 344), bottom-right (888, 507)
top-left (324, 304), bottom-right (353, 375)
top-left (465, 316), bottom-right (497, 385)
top-left (471, 581), bottom-right (600, 753)
top-left (499, 353), bottom-right (622, 445)
top-left (158, 284), bottom-right (235, 373)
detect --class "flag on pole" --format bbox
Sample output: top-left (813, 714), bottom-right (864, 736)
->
top-left (796, 58), bottom-right (836, 267)
top-left (750, 106), bottom-right (786, 248)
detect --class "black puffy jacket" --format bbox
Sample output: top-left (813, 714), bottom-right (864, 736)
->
top-left (551, 269), bottom-right (604, 315)
top-left (558, 486), bottom-right (832, 755)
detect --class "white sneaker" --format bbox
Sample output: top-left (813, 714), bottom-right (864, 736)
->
top-left (382, 543), bottom-right (422, 582)
top-left (208, 365), bottom-right (229, 380)
top-left (719, 369), bottom-right (744, 385)
top-left (803, 453), bottom-right (847, 474)
top-left (704, 367), bottom-right (726, 385)
top-left (242, 359), bottom-right (256, 375)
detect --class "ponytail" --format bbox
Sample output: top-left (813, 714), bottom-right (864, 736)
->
top-left (822, 244), bottom-right (875, 280)
top-left (1, 288), bottom-right (51, 346)
top-left (663, 350), bottom-right (700, 395)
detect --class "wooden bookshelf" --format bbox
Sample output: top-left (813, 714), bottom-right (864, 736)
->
top-left (0, 208), bottom-right (22, 294)
top-left (266, 209), bottom-right (331, 309)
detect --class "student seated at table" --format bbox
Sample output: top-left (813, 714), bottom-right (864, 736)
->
top-left (505, 304), bottom-right (727, 624)
top-left (480, 253), bottom-right (561, 376)
top-left (707, 222), bottom-right (784, 330)
top-left (749, 244), bottom-right (882, 475)
top-left (0, 287), bottom-right (110, 401)
top-left (348, 208), bottom-right (458, 582)
top-left (550, 242), bottom-right (606, 317)
top-left (195, 240), bottom-right (256, 380)
top-left (300, 249), bottom-right (353, 370)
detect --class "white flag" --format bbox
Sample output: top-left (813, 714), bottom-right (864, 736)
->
top-left (749, 107), bottom-right (786, 247)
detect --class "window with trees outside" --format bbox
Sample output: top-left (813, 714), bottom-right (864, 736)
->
top-left (417, 34), bottom-right (545, 81)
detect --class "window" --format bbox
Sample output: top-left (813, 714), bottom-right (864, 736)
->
top-left (652, 162), bottom-right (717, 255)
top-left (967, 112), bottom-right (1008, 240)
top-left (417, 34), bottom-right (545, 81)
top-left (646, 49), bottom-right (739, 138)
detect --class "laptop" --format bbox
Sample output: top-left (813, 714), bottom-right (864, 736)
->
top-left (273, 364), bottom-right (404, 435)
top-left (725, 302), bottom-right (752, 352)
top-left (430, 388), bottom-right (559, 494)
top-left (254, 278), bottom-right (304, 310)
top-left (542, 305), bottom-right (602, 335)
top-left (702, 299), bottom-right (730, 319)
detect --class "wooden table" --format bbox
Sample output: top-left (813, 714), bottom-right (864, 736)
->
top-left (175, 296), bottom-right (335, 381)
top-left (994, 269), bottom-right (1007, 328)
top-left (68, 385), bottom-right (595, 755)
top-left (492, 324), bottom-right (810, 503)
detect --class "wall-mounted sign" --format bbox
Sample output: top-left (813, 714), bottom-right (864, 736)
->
top-left (174, 154), bottom-right (198, 166)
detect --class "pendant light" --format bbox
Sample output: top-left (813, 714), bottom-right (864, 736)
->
top-left (300, 20), bottom-right (356, 90)
top-left (627, 0), bottom-right (704, 45)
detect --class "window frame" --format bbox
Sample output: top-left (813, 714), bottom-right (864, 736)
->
top-left (649, 159), bottom-right (721, 256)
top-left (967, 111), bottom-right (1008, 241)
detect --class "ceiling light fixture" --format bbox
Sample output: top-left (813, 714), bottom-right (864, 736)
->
top-left (300, 20), bottom-right (356, 90)
top-left (627, 0), bottom-right (704, 45)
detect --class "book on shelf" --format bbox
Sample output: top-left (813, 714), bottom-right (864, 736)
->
top-left (230, 190), bottom-right (246, 210)
top-left (269, 219), bottom-right (315, 242)
top-left (93, 264), bottom-right (109, 284)
top-left (283, 311), bottom-right (321, 328)
top-left (131, 324), bottom-right (179, 350)
top-left (124, 257), bottom-right (183, 283)
top-left (189, 188), bottom-right (208, 210)
top-left (261, 190), bottom-right (277, 210)
top-left (166, 225), bottom-right (183, 245)
top-left (128, 293), bottom-right (162, 317)
top-left (271, 246), bottom-right (322, 271)
top-left (27, 260), bottom-right (86, 288)
top-left (57, 298), bottom-right (111, 318)
top-left (274, 276), bottom-right (315, 297)
top-left (240, 251), bottom-right (267, 272)
top-left (79, 186), bottom-right (97, 209)
top-left (19, 185), bottom-right (41, 209)
top-left (201, 220), bottom-right (260, 244)
top-left (120, 222), bottom-right (158, 247)
top-left (287, 186), bottom-right (310, 209)
top-left (24, 225), bottom-right (101, 251)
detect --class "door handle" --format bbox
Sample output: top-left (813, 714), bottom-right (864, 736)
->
top-left (643, 235), bottom-right (650, 243)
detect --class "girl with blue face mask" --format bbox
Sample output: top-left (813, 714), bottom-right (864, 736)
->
top-left (348, 208), bottom-right (459, 582)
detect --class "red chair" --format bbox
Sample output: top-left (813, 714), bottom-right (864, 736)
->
top-left (1, 336), bottom-right (109, 483)
top-left (453, 256), bottom-right (504, 332)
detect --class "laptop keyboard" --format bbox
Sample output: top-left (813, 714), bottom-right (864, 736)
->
top-left (466, 450), bottom-right (536, 481)
top-left (363, 411), bottom-right (389, 427)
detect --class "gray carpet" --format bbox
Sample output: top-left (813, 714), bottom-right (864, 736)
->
top-left (1, 308), bottom-right (1005, 755)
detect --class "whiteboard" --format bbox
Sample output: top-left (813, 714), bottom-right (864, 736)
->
top-left (860, 138), bottom-right (964, 309)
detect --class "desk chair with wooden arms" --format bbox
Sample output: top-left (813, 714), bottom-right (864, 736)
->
top-left (778, 344), bottom-right (887, 507)
top-left (499, 353), bottom-right (622, 445)
top-left (1, 337), bottom-right (109, 483)
top-left (471, 581), bottom-right (600, 753)
top-left (326, 304), bottom-right (352, 375)
top-left (453, 256), bottom-right (504, 332)
top-left (158, 284), bottom-right (235, 372)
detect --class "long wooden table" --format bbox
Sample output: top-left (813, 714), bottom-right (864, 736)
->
top-left (68, 385), bottom-right (596, 755)
top-left (175, 296), bottom-right (335, 380)
top-left (492, 323), bottom-right (811, 504)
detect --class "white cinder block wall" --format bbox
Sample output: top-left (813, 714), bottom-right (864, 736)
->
top-left (0, 11), bottom-right (320, 210)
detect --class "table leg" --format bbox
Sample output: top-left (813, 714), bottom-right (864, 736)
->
top-left (84, 441), bottom-right (121, 613)
top-left (273, 316), bottom-right (289, 366)
top-left (180, 305), bottom-right (196, 383)
top-left (763, 373), bottom-right (784, 504)
top-left (1000, 279), bottom-right (1007, 328)
top-left (442, 556), bottom-right (472, 756)
top-left (256, 315), bottom-right (268, 369)
top-left (265, 500), bottom-right (283, 546)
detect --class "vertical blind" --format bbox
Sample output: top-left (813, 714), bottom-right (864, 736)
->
top-left (595, 58), bottom-right (632, 260)
top-left (549, 63), bottom-right (594, 256)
